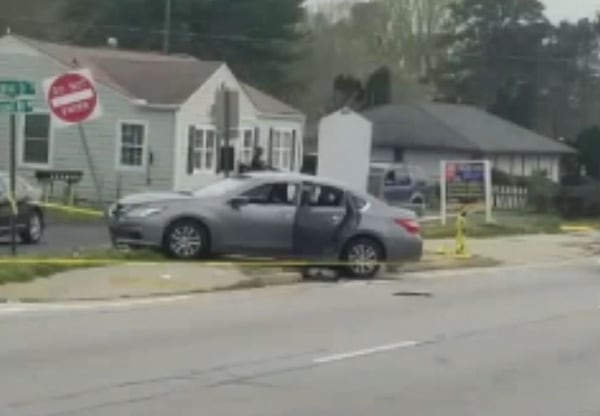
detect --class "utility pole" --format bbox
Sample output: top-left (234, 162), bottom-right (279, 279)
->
top-left (163, 0), bottom-right (172, 53)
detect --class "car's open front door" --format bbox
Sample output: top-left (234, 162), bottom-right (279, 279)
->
top-left (293, 182), bottom-right (359, 261)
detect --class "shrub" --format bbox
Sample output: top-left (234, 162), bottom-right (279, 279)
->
top-left (526, 172), bottom-right (560, 213)
top-left (555, 182), bottom-right (600, 218)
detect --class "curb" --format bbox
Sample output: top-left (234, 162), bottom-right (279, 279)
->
top-left (0, 271), bottom-right (303, 304)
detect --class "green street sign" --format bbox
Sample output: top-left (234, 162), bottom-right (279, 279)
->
top-left (0, 99), bottom-right (34, 113)
top-left (0, 80), bottom-right (36, 98)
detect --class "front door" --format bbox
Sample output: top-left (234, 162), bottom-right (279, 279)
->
top-left (221, 181), bottom-right (299, 255)
top-left (294, 182), bottom-right (358, 260)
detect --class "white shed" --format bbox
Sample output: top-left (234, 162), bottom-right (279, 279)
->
top-left (317, 108), bottom-right (372, 192)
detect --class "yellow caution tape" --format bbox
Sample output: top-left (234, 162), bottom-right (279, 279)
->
top-left (7, 193), bottom-right (18, 216)
top-left (0, 258), bottom-right (417, 267)
top-left (40, 202), bottom-right (104, 218)
top-left (560, 225), bottom-right (595, 233)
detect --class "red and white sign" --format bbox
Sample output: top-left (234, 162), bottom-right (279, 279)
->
top-left (43, 68), bottom-right (102, 127)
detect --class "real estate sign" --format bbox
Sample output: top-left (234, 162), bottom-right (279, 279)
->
top-left (440, 160), bottom-right (493, 225)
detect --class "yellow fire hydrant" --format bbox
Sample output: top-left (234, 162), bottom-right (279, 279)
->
top-left (455, 209), bottom-right (469, 258)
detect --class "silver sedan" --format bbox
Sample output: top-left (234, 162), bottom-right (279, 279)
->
top-left (108, 172), bottom-right (423, 278)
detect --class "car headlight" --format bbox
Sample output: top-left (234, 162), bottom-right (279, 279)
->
top-left (125, 207), bottom-right (165, 218)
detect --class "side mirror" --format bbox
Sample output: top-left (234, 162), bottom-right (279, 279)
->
top-left (229, 196), bottom-right (249, 208)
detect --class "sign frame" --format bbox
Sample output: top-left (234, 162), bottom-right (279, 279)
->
top-left (42, 68), bottom-right (108, 224)
top-left (43, 68), bottom-right (102, 128)
top-left (440, 160), bottom-right (493, 225)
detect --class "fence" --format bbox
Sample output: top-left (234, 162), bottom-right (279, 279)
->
top-left (493, 185), bottom-right (528, 210)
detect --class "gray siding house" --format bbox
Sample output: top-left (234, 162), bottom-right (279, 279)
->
top-left (0, 34), bottom-right (305, 202)
top-left (362, 103), bottom-right (575, 182)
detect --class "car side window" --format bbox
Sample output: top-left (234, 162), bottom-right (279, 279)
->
top-left (302, 183), bottom-right (345, 208)
top-left (394, 169), bottom-right (412, 186)
top-left (242, 182), bottom-right (298, 206)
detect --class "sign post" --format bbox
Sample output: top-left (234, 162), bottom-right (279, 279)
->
top-left (43, 68), bottom-right (106, 220)
top-left (440, 160), bottom-right (493, 225)
top-left (213, 86), bottom-right (240, 177)
top-left (0, 79), bottom-right (36, 256)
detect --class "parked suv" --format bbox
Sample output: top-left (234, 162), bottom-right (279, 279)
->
top-left (0, 172), bottom-right (45, 244)
top-left (369, 163), bottom-right (430, 206)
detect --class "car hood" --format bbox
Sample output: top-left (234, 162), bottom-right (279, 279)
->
top-left (117, 191), bottom-right (192, 206)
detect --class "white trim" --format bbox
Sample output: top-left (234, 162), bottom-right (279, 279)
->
top-left (18, 111), bottom-right (54, 169)
top-left (115, 119), bottom-right (149, 172)
top-left (234, 126), bottom-right (256, 166)
top-left (189, 124), bottom-right (217, 174)
top-left (270, 127), bottom-right (295, 171)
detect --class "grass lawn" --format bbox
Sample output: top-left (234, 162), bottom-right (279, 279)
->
top-left (0, 249), bottom-right (164, 286)
top-left (422, 211), bottom-right (567, 239)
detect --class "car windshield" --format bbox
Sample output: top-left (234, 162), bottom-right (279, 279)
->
top-left (192, 177), bottom-right (249, 198)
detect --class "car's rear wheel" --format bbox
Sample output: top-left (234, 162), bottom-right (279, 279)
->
top-left (163, 219), bottom-right (209, 260)
top-left (20, 210), bottom-right (43, 244)
top-left (341, 237), bottom-right (384, 279)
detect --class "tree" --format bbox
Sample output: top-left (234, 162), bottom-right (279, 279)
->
top-left (0, 0), bottom-right (67, 39)
top-left (430, 0), bottom-right (551, 127)
top-left (364, 66), bottom-right (392, 108)
top-left (537, 17), bottom-right (600, 139)
top-left (575, 126), bottom-right (600, 179)
top-left (58, 0), bottom-right (306, 97)
top-left (327, 66), bottom-right (392, 112)
top-left (331, 74), bottom-right (365, 111)
top-left (292, 0), bottom-right (446, 117)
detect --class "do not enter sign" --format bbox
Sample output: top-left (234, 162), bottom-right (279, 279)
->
top-left (43, 68), bottom-right (102, 127)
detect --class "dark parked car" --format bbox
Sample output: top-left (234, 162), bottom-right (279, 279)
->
top-left (0, 172), bottom-right (45, 244)
top-left (108, 172), bottom-right (423, 278)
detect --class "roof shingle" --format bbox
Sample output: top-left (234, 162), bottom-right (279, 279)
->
top-left (362, 103), bottom-right (575, 155)
top-left (14, 35), bottom-right (302, 115)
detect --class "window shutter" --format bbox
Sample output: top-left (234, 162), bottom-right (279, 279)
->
top-left (267, 128), bottom-right (274, 167)
top-left (215, 130), bottom-right (222, 173)
top-left (187, 127), bottom-right (194, 175)
top-left (254, 127), bottom-right (260, 149)
top-left (290, 130), bottom-right (297, 171)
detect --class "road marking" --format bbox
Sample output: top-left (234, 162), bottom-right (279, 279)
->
top-left (0, 295), bottom-right (192, 316)
top-left (313, 340), bottom-right (421, 364)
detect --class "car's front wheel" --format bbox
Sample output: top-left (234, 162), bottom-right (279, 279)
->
top-left (163, 219), bottom-right (209, 260)
top-left (341, 237), bottom-right (384, 279)
top-left (20, 210), bottom-right (44, 244)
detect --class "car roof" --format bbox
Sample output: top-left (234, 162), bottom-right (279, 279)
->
top-left (241, 171), bottom-right (377, 201)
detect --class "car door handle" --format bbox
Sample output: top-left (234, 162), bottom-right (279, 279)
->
top-left (331, 215), bottom-right (342, 224)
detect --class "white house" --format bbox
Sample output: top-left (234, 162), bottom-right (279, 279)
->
top-left (0, 34), bottom-right (305, 202)
top-left (315, 103), bottom-right (575, 187)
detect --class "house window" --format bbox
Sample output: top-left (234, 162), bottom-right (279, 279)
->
top-left (22, 114), bottom-right (51, 166)
top-left (190, 127), bottom-right (216, 171)
top-left (240, 129), bottom-right (255, 165)
top-left (119, 122), bottom-right (146, 168)
top-left (272, 129), bottom-right (294, 170)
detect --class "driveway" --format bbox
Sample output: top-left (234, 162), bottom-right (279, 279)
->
top-left (0, 221), bottom-right (111, 256)
top-left (2, 259), bottom-right (600, 415)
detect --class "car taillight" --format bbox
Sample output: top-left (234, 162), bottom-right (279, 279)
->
top-left (394, 218), bottom-right (421, 235)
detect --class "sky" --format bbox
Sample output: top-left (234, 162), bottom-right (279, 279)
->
top-left (543, 0), bottom-right (600, 23)
top-left (305, 0), bottom-right (600, 23)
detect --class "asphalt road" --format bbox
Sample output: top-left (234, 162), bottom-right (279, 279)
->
top-left (0, 222), bottom-right (110, 255)
top-left (1, 259), bottom-right (600, 415)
